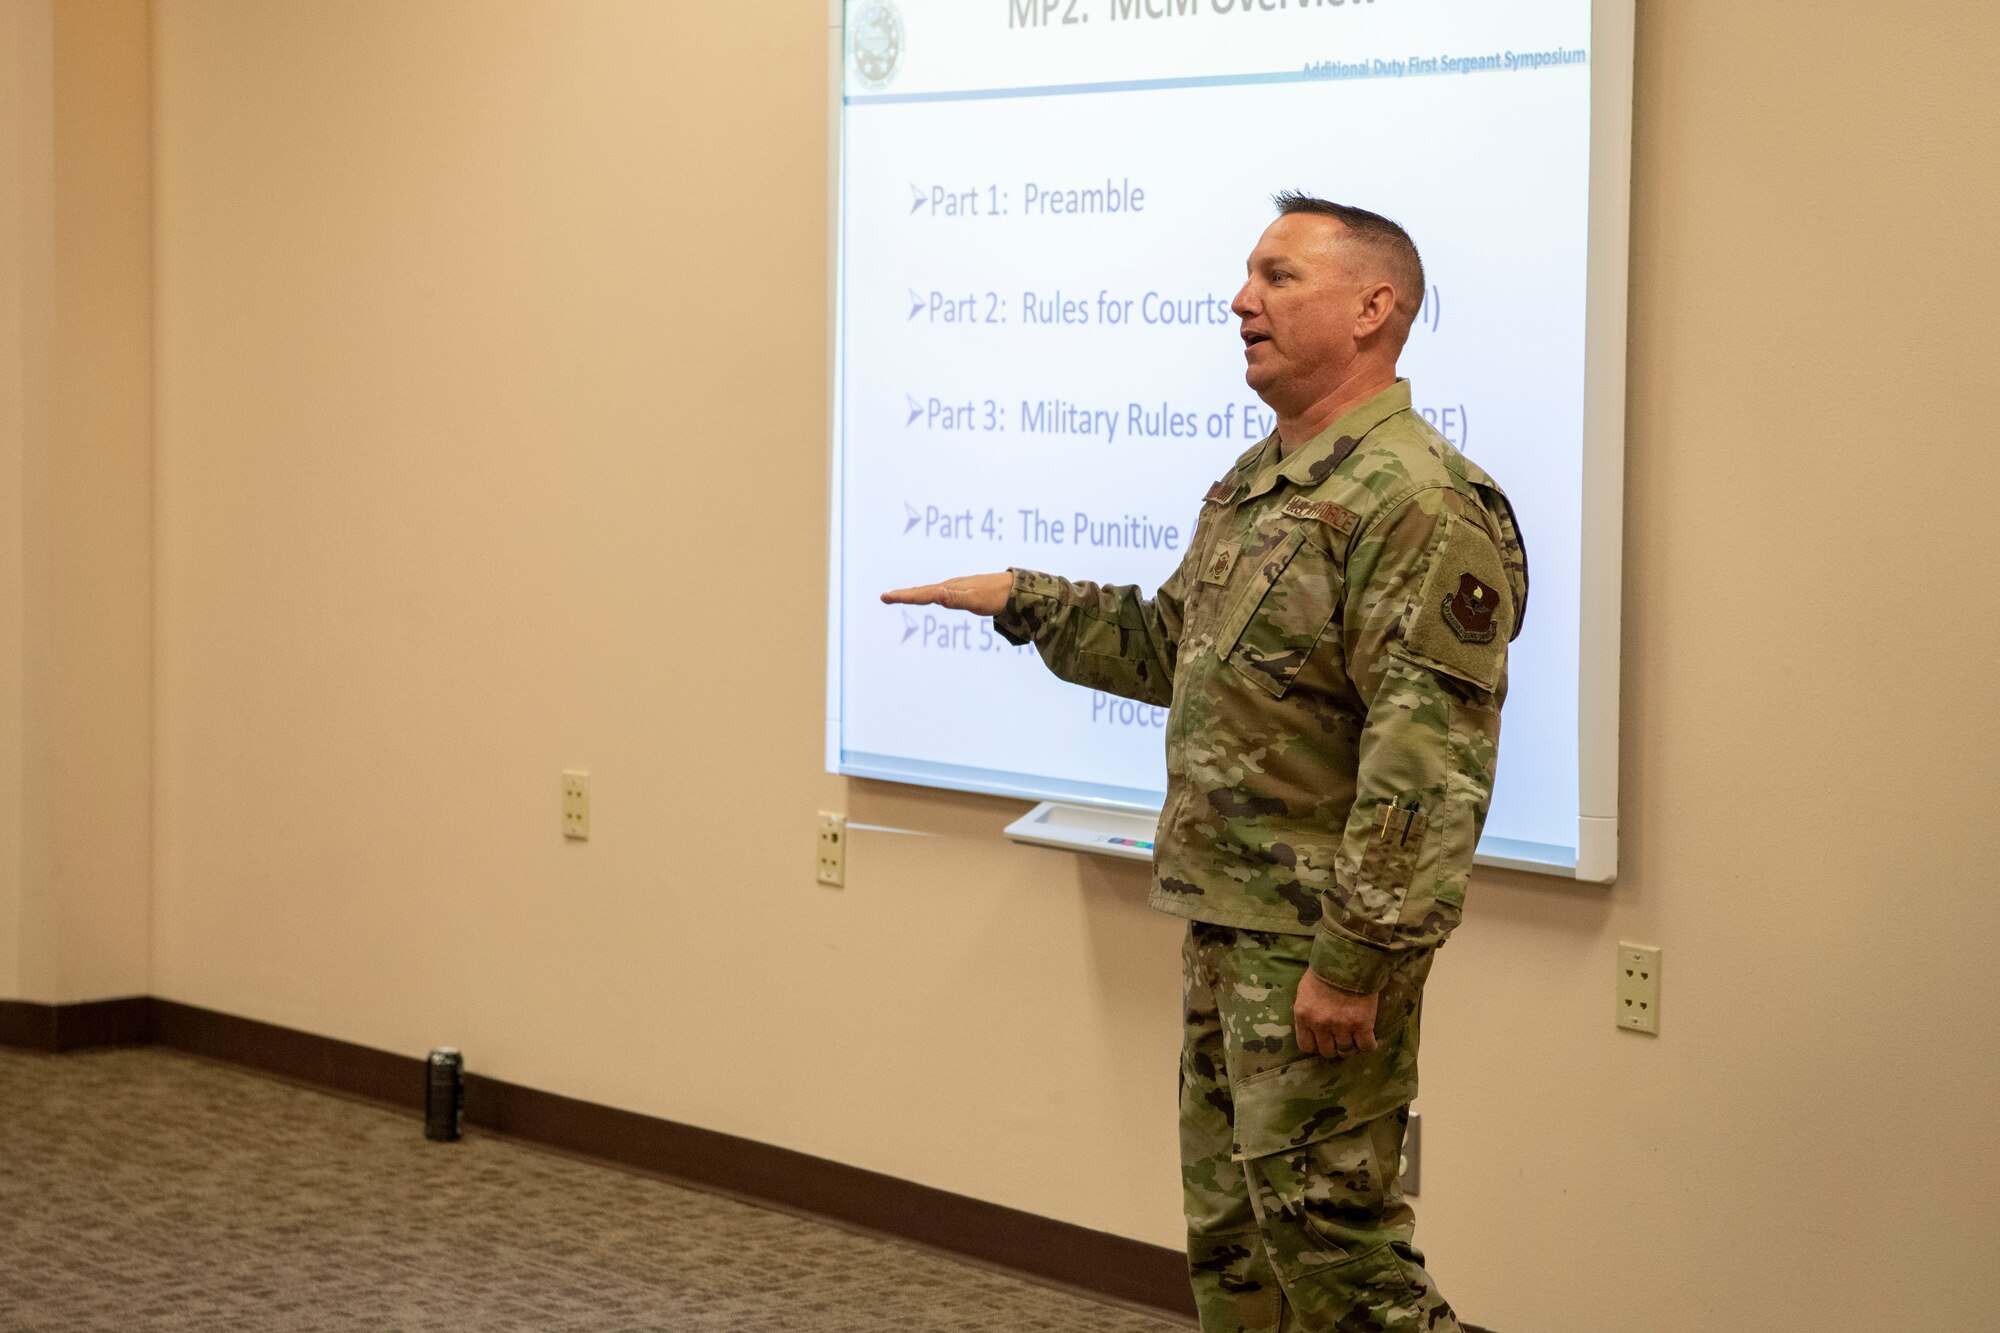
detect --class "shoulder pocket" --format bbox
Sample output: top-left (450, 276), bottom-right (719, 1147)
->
top-left (1399, 512), bottom-right (1513, 693)
top-left (1220, 528), bottom-right (1341, 699)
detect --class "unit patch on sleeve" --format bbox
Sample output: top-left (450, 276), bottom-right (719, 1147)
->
top-left (1204, 479), bottom-right (1237, 506)
top-left (1441, 573), bottom-right (1500, 643)
top-left (1279, 495), bottom-right (1358, 535)
top-left (1400, 512), bottom-right (1513, 692)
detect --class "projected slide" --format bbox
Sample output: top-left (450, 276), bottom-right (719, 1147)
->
top-left (829, 0), bottom-right (1611, 872)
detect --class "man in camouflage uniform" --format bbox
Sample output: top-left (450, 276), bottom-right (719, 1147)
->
top-left (884, 194), bottom-right (1527, 1333)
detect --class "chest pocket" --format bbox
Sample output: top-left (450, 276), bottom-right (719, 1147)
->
top-left (1219, 526), bottom-right (1342, 698)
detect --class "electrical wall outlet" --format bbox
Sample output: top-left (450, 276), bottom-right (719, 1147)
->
top-left (562, 770), bottom-right (590, 840)
top-left (816, 812), bottom-right (846, 887)
top-left (1617, 942), bottom-right (1661, 1034)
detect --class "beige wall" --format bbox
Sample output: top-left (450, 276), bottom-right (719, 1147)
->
top-left (0, 0), bottom-right (153, 1003)
top-left (0, 0), bottom-right (42, 1001)
top-left (148, 0), bottom-right (1188, 1232)
top-left (109, 1), bottom-right (2000, 1329)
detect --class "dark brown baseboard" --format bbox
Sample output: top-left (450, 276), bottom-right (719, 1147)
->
top-left (0, 996), bottom-right (151, 1052)
top-left (149, 998), bottom-right (423, 1111)
top-left (9, 996), bottom-right (1499, 1331)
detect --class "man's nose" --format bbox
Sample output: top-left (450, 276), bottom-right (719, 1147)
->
top-left (1231, 283), bottom-right (1257, 319)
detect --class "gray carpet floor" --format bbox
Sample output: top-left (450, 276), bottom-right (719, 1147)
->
top-left (0, 1046), bottom-right (1187, 1332)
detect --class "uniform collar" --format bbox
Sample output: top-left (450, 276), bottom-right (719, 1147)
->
top-left (1246, 380), bottom-right (1414, 500)
top-left (1206, 435), bottom-right (1279, 507)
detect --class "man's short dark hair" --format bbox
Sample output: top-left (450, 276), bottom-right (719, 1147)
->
top-left (1271, 191), bottom-right (1426, 333)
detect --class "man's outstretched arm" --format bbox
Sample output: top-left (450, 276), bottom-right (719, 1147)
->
top-left (881, 572), bottom-right (1013, 617)
top-left (883, 553), bottom-right (1194, 709)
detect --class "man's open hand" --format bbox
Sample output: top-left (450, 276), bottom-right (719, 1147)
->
top-left (880, 572), bottom-right (1013, 618)
top-left (1294, 967), bottom-right (1380, 1059)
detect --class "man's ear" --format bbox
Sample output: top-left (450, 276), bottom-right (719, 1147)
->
top-left (1354, 281), bottom-right (1399, 340)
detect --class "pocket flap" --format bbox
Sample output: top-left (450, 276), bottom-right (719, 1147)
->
top-left (1215, 526), bottom-right (1309, 658)
top-left (1226, 536), bottom-right (1341, 699)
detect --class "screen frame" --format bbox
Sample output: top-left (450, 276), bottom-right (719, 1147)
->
top-left (823, 0), bottom-right (1633, 883)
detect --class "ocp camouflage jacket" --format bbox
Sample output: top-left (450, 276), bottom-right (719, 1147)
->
top-left (993, 381), bottom-right (1528, 994)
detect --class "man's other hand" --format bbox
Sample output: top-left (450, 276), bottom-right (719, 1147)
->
top-left (880, 573), bottom-right (1012, 617)
top-left (1294, 968), bottom-right (1380, 1059)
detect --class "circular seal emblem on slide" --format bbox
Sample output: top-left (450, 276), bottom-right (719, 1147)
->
top-left (849, 1), bottom-right (904, 91)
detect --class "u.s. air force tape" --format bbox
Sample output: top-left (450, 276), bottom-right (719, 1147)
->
top-left (1280, 495), bottom-right (1358, 535)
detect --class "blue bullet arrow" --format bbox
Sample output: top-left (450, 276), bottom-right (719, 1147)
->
top-left (903, 502), bottom-right (921, 533)
top-left (905, 395), bottom-right (923, 425)
top-left (909, 184), bottom-right (927, 214)
top-left (901, 612), bottom-right (918, 643)
top-left (908, 289), bottom-right (925, 319)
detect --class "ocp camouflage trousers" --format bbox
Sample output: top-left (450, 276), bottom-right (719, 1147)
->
top-left (1181, 921), bottom-right (1460, 1333)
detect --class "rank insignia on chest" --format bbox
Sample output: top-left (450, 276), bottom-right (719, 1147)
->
top-left (1442, 572), bottom-right (1501, 643)
top-left (1280, 495), bottom-right (1359, 535)
top-left (1201, 541), bottom-right (1240, 586)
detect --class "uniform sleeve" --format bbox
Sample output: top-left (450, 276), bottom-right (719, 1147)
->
top-left (1308, 488), bottom-right (1512, 995)
top-left (991, 547), bottom-right (1195, 709)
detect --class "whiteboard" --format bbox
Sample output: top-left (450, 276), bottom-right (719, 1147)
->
top-left (825, 0), bottom-right (1631, 882)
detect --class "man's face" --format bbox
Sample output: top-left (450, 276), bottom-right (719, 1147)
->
top-left (1231, 214), bottom-right (1364, 413)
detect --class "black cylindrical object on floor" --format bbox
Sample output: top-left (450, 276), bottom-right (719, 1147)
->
top-left (425, 1047), bottom-right (463, 1142)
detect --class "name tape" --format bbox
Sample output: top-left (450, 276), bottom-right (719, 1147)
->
top-left (1281, 495), bottom-right (1358, 534)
